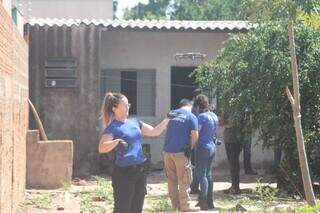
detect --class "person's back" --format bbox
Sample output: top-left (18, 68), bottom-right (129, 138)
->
top-left (163, 99), bottom-right (199, 212)
top-left (197, 111), bottom-right (218, 149)
top-left (164, 108), bottom-right (197, 153)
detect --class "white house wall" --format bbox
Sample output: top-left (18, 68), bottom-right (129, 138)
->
top-left (100, 29), bottom-right (274, 170)
top-left (19, 0), bottom-right (113, 21)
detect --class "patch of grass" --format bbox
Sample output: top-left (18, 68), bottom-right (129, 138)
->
top-left (30, 193), bottom-right (53, 209)
top-left (145, 195), bottom-right (177, 212)
top-left (295, 202), bottom-right (320, 213)
top-left (61, 180), bottom-right (71, 191)
top-left (78, 176), bottom-right (113, 213)
top-left (93, 176), bottom-right (113, 203)
top-left (255, 178), bottom-right (278, 202)
top-left (80, 193), bottom-right (106, 213)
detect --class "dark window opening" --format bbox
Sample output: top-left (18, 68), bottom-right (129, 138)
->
top-left (101, 69), bottom-right (155, 116)
top-left (121, 71), bottom-right (137, 115)
top-left (171, 66), bottom-right (197, 109)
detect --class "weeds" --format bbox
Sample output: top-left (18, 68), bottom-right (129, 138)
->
top-left (145, 195), bottom-right (177, 212)
top-left (79, 176), bottom-right (113, 213)
top-left (80, 193), bottom-right (106, 213)
top-left (295, 202), bottom-right (320, 213)
top-left (93, 176), bottom-right (113, 203)
top-left (255, 178), bottom-right (278, 202)
top-left (30, 193), bottom-right (53, 209)
top-left (61, 180), bottom-right (71, 192)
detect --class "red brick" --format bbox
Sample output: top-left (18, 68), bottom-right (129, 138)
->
top-left (0, 3), bottom-right (28, 213)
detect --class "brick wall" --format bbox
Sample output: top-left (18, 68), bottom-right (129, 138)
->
top-left (0, 3), bottom-right (28, 213)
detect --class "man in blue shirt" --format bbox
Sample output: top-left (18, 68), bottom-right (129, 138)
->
top-left (163, 99), bottom-right (200, 212)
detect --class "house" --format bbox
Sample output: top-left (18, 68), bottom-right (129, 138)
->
top-left (25, 18), bottom-right (274, 177)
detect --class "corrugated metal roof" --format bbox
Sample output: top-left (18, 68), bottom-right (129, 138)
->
top-left (27, 18), bottom-right (251, 31)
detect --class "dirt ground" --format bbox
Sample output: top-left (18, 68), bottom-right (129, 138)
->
top-left (18, 169), bottom-right (307, 213)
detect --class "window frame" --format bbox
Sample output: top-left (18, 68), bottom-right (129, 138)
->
top-left (44, 57), bottom-right (77, 88)
top-left (100, 68), bottom-right (156, 117)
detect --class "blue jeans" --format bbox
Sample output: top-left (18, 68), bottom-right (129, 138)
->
top-left (195, 145), bottom-right (215, 199)
top-left (190, 148), bottom-right (199, 191)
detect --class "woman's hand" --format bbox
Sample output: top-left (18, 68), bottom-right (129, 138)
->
top-left (98, 134), bottom-right (121, 153)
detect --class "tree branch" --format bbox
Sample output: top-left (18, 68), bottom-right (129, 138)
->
top-left (286, 86), bottom-right (295, 107)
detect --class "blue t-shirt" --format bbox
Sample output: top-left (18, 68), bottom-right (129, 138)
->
top-left (103, 118), bottom-right (145, 167)
top-left (164, 108), bottom-right (198, 153)
top-left (197, 111), bottom-right (219, 149)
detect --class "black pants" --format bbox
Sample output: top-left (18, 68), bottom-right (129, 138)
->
top-left (243, 141), bottom-right (253, 172)
top-left (112, 165), bottom-right (147, 213)
top-left (225, 143), bottom-right (241, 189)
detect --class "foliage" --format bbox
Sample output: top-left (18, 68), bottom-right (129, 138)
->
top-left (61, 180), bottom-right (71, 191)
top-left (122, 0), bottom-right (254, 20)
top-left (113, 0), bottom-right (118, 20)
top-left (255, 178), bottom-right (279, 202)
top-left (93, 176), bottom-right (113, 203)
top-left (121, 0), bottom-right (320, 22)
top-left (123, 0), bottom-right (170, 20)
top-left (30, 193), bottom-right (53, 209)
top-left (193, 22), bottom-right (320, 194)
top-left (247, 0), bottom-right (320, 22)
top-left (79, 177), bottom-right (112, 213)
top-left (295, 202), bottom-right (320, 213)
top-left (80, 193), bottom-right (106, 213)
top-left (170, 0), bottom-right (253, 20)
top-left (145, 195), bottom-right (177, 212)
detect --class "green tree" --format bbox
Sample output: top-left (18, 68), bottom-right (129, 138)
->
top-left (194, 21), bottom-right (320, 204)
top-left (123, 0), bottom-right (170, 20)
top-left (170, 0), bottom-right (254, 20)
top-left (249, 0), bottom-right (320, 205)
top-left (113, 0), bottom-right (118, 20)
top-left (122, 0), bottom-right (254, 20)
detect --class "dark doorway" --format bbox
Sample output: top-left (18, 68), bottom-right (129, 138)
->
top-left (121, 71), bottom-right (137, 115)
top-left (171, 66), bottom-right (198, 109)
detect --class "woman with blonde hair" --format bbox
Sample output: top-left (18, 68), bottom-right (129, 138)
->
top-left (98, 92), bottom-right (168, 213)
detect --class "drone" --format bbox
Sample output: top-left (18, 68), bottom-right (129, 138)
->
top-left (174, 52), bottom-right (206, 60)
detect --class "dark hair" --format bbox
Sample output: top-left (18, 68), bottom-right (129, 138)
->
top-left (101, 92), bottom-right (125, 126)
top-left (179, 98), bottom-right (192, 108)
top-left (192, 88), bottom-right (201, 98)
top-left (195, 94), bottom-right (209, 113)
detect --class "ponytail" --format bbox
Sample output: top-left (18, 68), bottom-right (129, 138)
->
top-left (101, 92), bottom-right (124, 127)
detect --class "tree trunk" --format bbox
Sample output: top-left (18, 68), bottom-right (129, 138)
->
top-left (287, 19), bottom-right (316, 206)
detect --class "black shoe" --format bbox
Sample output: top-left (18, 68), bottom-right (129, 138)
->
top-left (207, 198), bottom-right (215, 209)
top-left (223, 186), bottom-right (241, 195)
top-left (199, 197), bottom-right (208, 210)
top-left (245, 170), bottom-right (258, 175)
top-left (190, 188), bottom-right (200, 194)
top-left (195, 195), bottom-right (200, 207)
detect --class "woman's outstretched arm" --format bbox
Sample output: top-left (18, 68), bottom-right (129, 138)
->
top-left (141, 118), bottom-right (169, 137)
